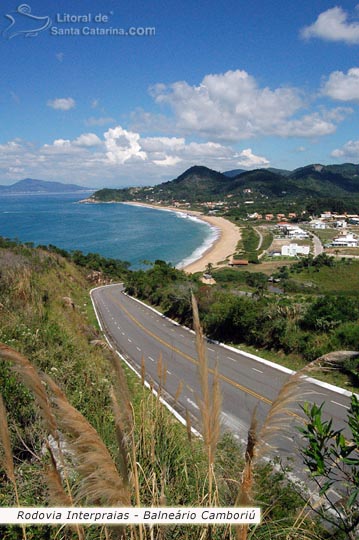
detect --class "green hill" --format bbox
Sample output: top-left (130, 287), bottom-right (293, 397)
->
top-left (288, 164), bottom-right (359, 195)
top-left (90, 162), bottom-right (359, 205)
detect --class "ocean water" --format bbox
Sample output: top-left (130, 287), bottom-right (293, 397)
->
top-left (0, 194), bottom-right (217, 269)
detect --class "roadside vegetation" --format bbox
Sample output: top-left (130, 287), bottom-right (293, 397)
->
top-left (125, 256), bottom-right (359, 386)
top-left (278, 255), bottom-right (359, 295)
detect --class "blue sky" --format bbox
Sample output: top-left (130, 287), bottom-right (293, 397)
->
top-left (1, 1), bottom-right (359, 187)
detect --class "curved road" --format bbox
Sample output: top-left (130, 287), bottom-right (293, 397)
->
top-left (91, 284), bottom-right (354, 463)
top-left (311, 232), bottom-right (324, 256)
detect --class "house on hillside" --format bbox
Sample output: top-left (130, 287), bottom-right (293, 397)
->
top-left (281, 244), bottom-right (310, 257)
top-left (286, 226), bottom-right (309, 239)
top-left (331, 233), bottom-right (358, 248)
top-left (276, 223), bottom-right (308, 238)
top-left (310, 220), bottom-right (327, 229)
top-left (334, 220), bottom-right (347, 228)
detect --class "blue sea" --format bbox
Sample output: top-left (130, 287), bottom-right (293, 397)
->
top-left (0, 193), bottom-right (217, 269)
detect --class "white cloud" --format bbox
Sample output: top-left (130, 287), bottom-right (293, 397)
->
top-left (42, 139), bottom-right (73, 153)
top-left (104, 126), bottom-right (147, 164)
top-left (331, 140), bottom-right (359, 159)
top-left (0, 137), bottom-right (108, 185)
top-left (53, 139), bottom-right (71, 147)
top-left (153, 155), bottom-right (182, 167)
top-left (73, 133), bottom-right (102, 147)
top-left (140, 136), bottom-right (185, 153)
top-left (235, 148), bottom-right (269, 168)
top-left (47, 97), bottom-right (76, 111)
top-left (0, 140), bottom-right (22, 152)
top-left (0, 125), bottom-right (272, 185)
top-left (322, 67), bottom-right (359, 102)
top-left (183, 141), bottom-right (233, 159)
top-left (8, 166), bottom-right (25, 174)
top-left (301, 6), bottom-right (359, 44)
top-left (140, 137), bottom-right (241, 167)
top-left (276, 113), bottom-right (337, 137)
top-left (148, 70), bottom-right (342, 140)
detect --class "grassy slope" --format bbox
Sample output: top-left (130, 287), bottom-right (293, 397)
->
top-left (289, 259), bottom-right (359, 294)
top-left (0, 245), bottom-right (117, 499)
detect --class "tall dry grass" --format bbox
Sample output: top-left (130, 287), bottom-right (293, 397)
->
top-left (0, 393), bottom-right (27, 540)
top-left (256, 351), bottom-right (358, 459)
top-left (42, 373), bottom-right (130, 507)
top-left (0, 342), bottom-right (131, 539)
top-left (0, 343), bottom-right (57, 438)
top-left (1, 312), bottom-right (348, 539)
top-left (191, 293), bottom-right (221, 509)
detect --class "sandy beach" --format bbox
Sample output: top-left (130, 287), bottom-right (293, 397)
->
top-left (124, 202), bottom-right (241, 274)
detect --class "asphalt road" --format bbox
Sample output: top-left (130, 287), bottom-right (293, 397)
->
top-left (91, 284), bottom-right (354, 463)
top-left (311, 232), bottom-right (324, 256)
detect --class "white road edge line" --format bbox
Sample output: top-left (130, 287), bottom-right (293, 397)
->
top-left (116, 349), bottom-right (202, 437)
top-left (90, 285), bottom-right (202, 439)
top-left (118, 287), bottom-right (358, 399)
top-left (186, 398), bottom-right (199, 410)
top-left (90, 285), bottom-right (358, 401)
top-left (331, 400), bottom-right (349, 410)
top-left (252, 367), bottom-right (264, 374)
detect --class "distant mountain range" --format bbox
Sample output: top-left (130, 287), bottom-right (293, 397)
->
top-left (91, 162), bottom-right (359, 203)
top-left (5, 164), bottom-right (359, 201)
top-left (0, 178), bottom-right (93, 194)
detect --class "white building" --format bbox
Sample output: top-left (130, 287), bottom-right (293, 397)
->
top-left (331, 233), bottom-right (358, 248)
top-left (310, 220), bottom-right (327, 229)
top-left (286, 226), bottom-right (309, 239)
top-left (334, 220), bottom-right (347, 228)
top-left (281, 244), bottom-right (310, 257)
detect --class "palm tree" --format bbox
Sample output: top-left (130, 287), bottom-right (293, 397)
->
top-left (205, 262), bottom-right (213, 276)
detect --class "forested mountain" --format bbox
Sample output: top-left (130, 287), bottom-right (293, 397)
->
top-left (223, 168), bottom-right (246, 177)
top-left (91, 163), bottom-right (359, 204)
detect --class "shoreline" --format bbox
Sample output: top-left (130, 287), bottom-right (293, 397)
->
top-left (122, 202), bottom-right (241, 273)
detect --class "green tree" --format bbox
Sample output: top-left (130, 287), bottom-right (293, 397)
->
top-left (299, 395), bottom-right (359, 539)
top-left (301, 296), bottom-right (359, 332)
top-left (205, 262), bottom-right (213, 276)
